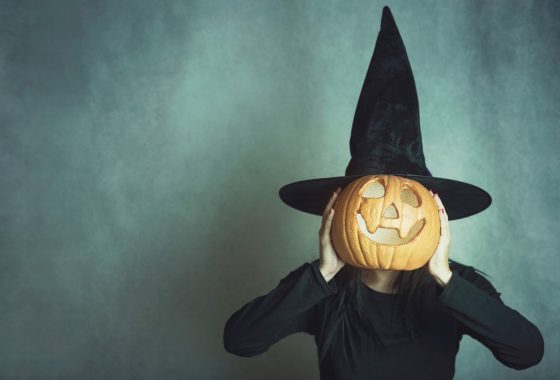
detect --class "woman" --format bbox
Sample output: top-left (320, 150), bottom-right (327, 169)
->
top-left (223, 188), bottom-right (544, 380)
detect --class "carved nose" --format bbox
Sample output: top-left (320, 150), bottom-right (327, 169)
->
top-left (383, 203), bottom-right (399, 219)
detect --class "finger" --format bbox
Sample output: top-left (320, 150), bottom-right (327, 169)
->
top-left (321, 209), bottom-right (334, 240)
top-left (323, 190), bottom-right (337, 214)
top-left (323, 187), bottom-right (341, 214)
top-left (325, 209), bottom-right (334, 231)
top-left (435, 194), bottom-right (447, 214)
top-left (435, 194), bottom-right (449, 238)
top-left (442, 204), bottom-right (450, 239)
top-left (439, 206), bottom-right (449, 238)
top-left (321, 191), bottom-right (337, 231)
top-left (433, 193), bottom-right (443, 208)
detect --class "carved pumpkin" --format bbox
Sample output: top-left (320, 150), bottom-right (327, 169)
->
top-left (331, 175), bottom-right (441, 270)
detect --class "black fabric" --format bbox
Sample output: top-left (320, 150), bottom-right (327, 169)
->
top-left (277, 6), bottom-right (493, 221)
top-left (346, 6), bottom-right (429, 178)
top-left (278, 174), bottom-right (491, 220)
top-left (223, 260), bottom-right (544, 380)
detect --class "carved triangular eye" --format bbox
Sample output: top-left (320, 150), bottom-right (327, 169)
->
top-left (363, 180), bottom-right (385, 198)
top-left (401, 185), bottom-right (420, 207)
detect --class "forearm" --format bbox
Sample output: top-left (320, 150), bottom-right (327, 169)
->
top-left (223, 260), bottom-right (337, 356)
top-left (438, 270), bottom-right (544, 369)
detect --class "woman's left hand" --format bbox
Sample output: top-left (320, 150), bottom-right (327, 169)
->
top-left (428, 190), bottom-right (453, 288)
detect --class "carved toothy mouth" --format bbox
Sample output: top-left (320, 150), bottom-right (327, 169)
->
top-left (356, 213), bottom-right (425, 246)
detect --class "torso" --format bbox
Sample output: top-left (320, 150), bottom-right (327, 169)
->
top-left (313, 263), bottom-right (467, 380)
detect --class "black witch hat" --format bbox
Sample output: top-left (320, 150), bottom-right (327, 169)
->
top-left (278, 6), bottom-right (491, 220)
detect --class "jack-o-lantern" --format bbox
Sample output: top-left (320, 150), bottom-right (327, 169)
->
top-left (330, 175), bottom-right (441, 270)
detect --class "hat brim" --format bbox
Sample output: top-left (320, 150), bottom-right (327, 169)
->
top-left (278, 174), bottom-right (491, 220)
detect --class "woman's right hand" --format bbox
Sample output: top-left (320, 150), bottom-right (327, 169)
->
top-left (318, 187), bottom-right (346, 281)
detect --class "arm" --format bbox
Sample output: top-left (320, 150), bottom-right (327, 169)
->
top-left (437, 267), bottom-right (544, 370)
top-left (223, 259), bottom-right (337, 357)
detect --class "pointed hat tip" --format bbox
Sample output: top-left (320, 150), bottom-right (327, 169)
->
top-left (381, 6), bottom-right (397, 31)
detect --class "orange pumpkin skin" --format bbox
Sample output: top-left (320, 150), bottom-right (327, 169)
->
top-left (331, 175), bottom-right (441, 270)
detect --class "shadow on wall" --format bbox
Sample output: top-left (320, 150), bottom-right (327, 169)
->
top-left (214, 3), bottom-right (323, 380)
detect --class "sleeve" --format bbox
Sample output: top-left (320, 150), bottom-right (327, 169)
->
top-left (223, 259), bottom-right (338, 357)
top-left (437, 267), bottom-right (544, 370)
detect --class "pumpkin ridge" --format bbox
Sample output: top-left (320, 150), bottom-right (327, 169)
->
top-left (331, 175), bottom-right (439, 270)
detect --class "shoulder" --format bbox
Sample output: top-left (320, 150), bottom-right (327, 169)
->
top-left (449, 259), bottom-right (502, 299)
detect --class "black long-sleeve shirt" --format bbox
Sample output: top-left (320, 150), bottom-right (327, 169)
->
top-left (223, 259), bottom-right (544, 379)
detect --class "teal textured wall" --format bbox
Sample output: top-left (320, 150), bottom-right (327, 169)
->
top-left (0, 1), bottom-right (557, 379)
